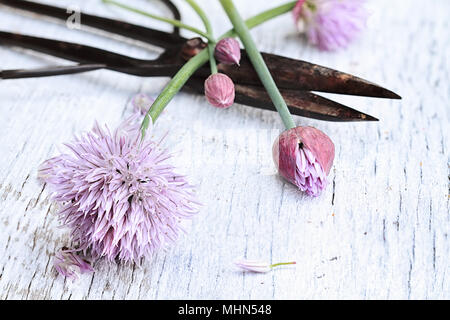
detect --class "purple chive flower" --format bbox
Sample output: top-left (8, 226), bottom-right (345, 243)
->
top-left (214, 37), bottom-right (241, 65)
top-left (273, 126), bottom-right (335, 197)
top-left (39, 114), bottom-right (201, 264)
top-left (204, 73), bottom-right (235, 108)
top-left (234, 259), bottom-right (296, 273)
top-left (54, 247), bottom-right (93, 281)
top-left (293, 0), bottom-right (368, 51)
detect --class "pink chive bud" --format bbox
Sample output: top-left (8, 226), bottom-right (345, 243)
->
top-left (273, 126), bottom-right (335, 197)
top-left (214, 37), bottom-right (241, 65)
top-left (204, 73), bottom-right (235, 108)
top-left (53, 248), bottom-right (93, 281)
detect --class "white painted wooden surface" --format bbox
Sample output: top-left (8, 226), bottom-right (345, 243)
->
top-left (0, 0), bottom-right (448, 300)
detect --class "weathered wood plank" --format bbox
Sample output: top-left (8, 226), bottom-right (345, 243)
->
top-left (0, 0), bottom-right (448, 299)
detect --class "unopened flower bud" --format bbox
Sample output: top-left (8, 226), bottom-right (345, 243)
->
top-left (204, 73), bottom-right (235, 108)
top-left (273, 126), bottom-right (335, 197)
top-left (214, 37), bottom-right (241, 65)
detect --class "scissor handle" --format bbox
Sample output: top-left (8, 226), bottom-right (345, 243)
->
top-left (0, 0), bottom-right (186, 48)
top-left (161, 0), bottom-right (182, 36)
top-left (0, 31), bottom-right (185, 76)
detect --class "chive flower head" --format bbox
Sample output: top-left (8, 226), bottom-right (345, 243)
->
top-left (273, 126), bottom-right (335, 197)
top-left (39, 114), bottom-right (201, 265)
top-left (293, 0), bottom-right (368, 51)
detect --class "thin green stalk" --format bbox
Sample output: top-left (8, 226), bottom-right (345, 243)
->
top-left (270, 261), bottom-right (296, 268)
top-left (220, 1), bottom-right (297, 39)
top-left (141, 51), bottom-right (208, 136)
top-left (185, 0), bottom-right (213, 34)
top-left (219, 0), bottom-right (296, 130)
top-left (185, 0), bottom-right (218, 74)
top-left (141, 1), bottom-right (297, 137)
top-left (207, 45), bottom-right (218, 74)
top-left (102, 0), bottom-right (215, 42)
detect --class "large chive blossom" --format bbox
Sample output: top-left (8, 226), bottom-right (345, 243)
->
top-left (39, 114), bottom-right (200, 264)
top-left (293, 0), bottom-right (368, 51)
top-left (273, 126), bottom-right (335, 197)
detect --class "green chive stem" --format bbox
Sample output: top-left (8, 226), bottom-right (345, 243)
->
top-left (219, 0), bottom-right (296, 130)
top-left (270, 261), bottom-right (296, 268)
top-left (102, 0), bottom-right (215, 42)
top-left (141, 1), bottom-right (297, 137)
top-left (184, 0), bottom-right (218, 74)
top-left (220, 1), bottom-right (297, 39)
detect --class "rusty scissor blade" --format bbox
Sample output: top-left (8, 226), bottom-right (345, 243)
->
top-left (0, 60), bottom-right (377, 122)
top-left (185, 77), bottom-right (378, 122)
top-left (0, 29), bottom-right (400, 101)
top-left (0, 30), bottom-right (382, 121)
top-left (1, 0), bottom-right (400, 100)
top-left (0, 29), bottom-right (382, 122)
top-left (220, 53), bottom-right (401, 99)
top-left (0, 0), bottom-right (395, 122)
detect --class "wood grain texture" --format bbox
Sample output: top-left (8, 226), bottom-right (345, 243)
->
top-left (0, 0), bottom-right (448, 300)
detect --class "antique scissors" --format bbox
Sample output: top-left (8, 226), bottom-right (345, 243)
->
top-left (0, 0), bottom-right (401, 122)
